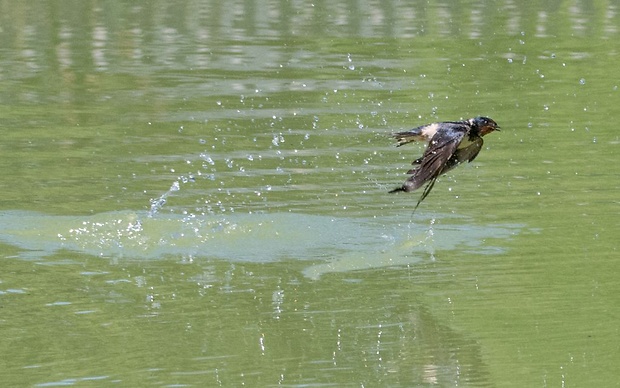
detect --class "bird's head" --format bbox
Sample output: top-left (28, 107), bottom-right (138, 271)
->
top-left (472, 116), bottom-right (500, 136)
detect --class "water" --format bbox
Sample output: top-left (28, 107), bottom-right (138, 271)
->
top-left (1, 1), bottom-right (619, 386)
top-left (0, 210), bottom-right (523, 280)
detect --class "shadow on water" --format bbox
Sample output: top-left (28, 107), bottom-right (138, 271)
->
top-left (0, 209), bottom-right (522, 280)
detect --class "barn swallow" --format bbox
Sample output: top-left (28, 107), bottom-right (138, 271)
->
top-left (389, 116), bottom-right (500, 213)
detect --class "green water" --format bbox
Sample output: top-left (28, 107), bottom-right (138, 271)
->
top-left (1, 1), bottom-right (618, 386)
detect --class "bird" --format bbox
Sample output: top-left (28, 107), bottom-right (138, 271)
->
top-left (389, 116), bottom-right (500, 213)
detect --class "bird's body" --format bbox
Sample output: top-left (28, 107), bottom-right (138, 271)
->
top-left (390, 116), bottom-right (500, 212)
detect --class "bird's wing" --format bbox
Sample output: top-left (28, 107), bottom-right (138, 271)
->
top-left (398, 129), bottom-right (466, 192)
top-left (442, 137), bottom-right (483, 175)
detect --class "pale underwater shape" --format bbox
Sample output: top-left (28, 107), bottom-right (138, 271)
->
top-left (0, 211), bottom-right (522, 280)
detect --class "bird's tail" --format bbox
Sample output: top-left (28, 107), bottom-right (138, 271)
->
top-left (389, 176), bottom-right (439, 215)
top-left (411, 177), bottom-right (437, 214)
top-left (392, 132), bottom-right (421, 147)
top-left (388, 186), bottom-right (406, 193)
top-left (392, 123), bottom-right (437, 146)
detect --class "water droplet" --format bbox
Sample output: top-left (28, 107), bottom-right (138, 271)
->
top-left (200, 153), bottom-right (215, 165)
top-left (579, 78), bottom-right (586, 85)
top-left (346, 54), bottom-right (355, 70)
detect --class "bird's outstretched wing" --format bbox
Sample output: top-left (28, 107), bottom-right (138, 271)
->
top-left (390, 128), bottom-right (466, 193)
top-left (390, 127), bottom-right (472, 213)
top-left (441, 137), bottom-right (483, 175)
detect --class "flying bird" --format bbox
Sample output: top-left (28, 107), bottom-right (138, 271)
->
top-left (389, 116), bottom-right (500, 213)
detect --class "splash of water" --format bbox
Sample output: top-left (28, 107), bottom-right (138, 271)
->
top-left (148, 180), bottom-right (180, 217)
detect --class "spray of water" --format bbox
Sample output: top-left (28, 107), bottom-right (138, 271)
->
top-left (148, 180), bottom-right (180, 217)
